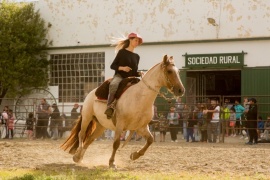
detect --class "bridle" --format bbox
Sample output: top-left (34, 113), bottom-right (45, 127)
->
top-left (141, 62), bottom-right (177, 102)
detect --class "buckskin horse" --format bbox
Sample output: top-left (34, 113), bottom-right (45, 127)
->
top-left (61, 55), bottom-right (185, 168)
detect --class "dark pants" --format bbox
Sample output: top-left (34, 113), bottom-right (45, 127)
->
top-left (248, 128), bottom-right (258, 143)
top-left (201, 130), bottom-right (207, 142)
top-left (169, 124), bottom-right (178, 141)
top-left (187, 127), bottom-right (195, 142)
top-left (36, 118), bottom-right (50, 139)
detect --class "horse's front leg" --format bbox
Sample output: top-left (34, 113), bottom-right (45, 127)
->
top-left (130, 126), bottom-right (154, 161)
top-left (109, 128), bottom-right (122, 168)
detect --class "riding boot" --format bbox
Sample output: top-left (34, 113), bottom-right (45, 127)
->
top-left (104, 93), bottom-right (116, 119)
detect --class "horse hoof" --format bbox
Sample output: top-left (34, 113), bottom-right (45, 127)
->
top-left (109, 163), bottom-right (117, 169)
top-left (130, 151), bottom-right (140, 161)
top-left (73, 154), bottom-right (82, 163)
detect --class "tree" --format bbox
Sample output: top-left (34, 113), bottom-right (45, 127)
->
top-left (0, 1), bottom-right (52, 104)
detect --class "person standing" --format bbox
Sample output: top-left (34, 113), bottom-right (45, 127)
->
top-left (245, 98), bottom-right (258, 145)
top-left (199, 104), bottom-right (208, 142)
top-left (181, 104), bottom-right (190, 140)
top-left (36, 98), bottom-right (51, 139)
top-left (186, 112), bottom-right (196, 142)
top-left (7, 109), bottom-right (15, 139)
top-left (158, 113), bottom-right (168, 142)
top-left (50, 103), bottom-right (61, 140)
top-left (2, 106), bottom-right (9, 139)
top-left (205, 98), bottom-right (220, 143)
top-left (104, 32), bottom-right (143, 119)
top-left (26, 112), bottom-right (35, 140)
top-left (167, 106), bottom-right (179, 142)
top-left (234, 99), bottom-right (245, 135)
top-left (175, 97), bottom-right (184, 135)
top-left (229, 107), bottom-right (237, 137)
top-left (222, 102), bottom-right (231, 137)
top-left (263, 116), bottom-right (270, 141)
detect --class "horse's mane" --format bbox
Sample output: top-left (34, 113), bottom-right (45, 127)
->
top-left (143, 62), bottom-right (161, 76)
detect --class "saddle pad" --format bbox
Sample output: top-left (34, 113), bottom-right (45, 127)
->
top-left (95, 77), bottom-right (140, 100)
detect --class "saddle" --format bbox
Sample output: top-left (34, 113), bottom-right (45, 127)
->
top-left (95, 77), bottom-right (140, 100)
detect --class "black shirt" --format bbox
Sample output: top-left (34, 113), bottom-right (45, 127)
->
top-left (246, 104), bottom-right (257, 127)
top-left (110, 49), bottom-right (140, 78)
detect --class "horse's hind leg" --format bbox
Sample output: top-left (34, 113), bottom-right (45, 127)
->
top-left (73, 119), bottom-right (105, 163)
top-left (130, 126), bottom-right (154, 161)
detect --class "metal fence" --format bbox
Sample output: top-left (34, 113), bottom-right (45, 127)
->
top-left (0, 95), bottom-right (270, 143)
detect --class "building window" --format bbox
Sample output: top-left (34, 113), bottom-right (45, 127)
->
top-left (50, 52), bottom-right (105, 102)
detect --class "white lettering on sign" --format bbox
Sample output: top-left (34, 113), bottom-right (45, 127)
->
top-left (187, 57), bottom-right (218, 65)
top-left (219, 56), bottom-right (240, 64)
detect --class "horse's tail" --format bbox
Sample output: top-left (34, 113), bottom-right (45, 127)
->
top-left (60, 116), bottom-right (96, 155)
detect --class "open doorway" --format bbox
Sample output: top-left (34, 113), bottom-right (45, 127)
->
top-left (186, 70), bottom-right (241, 98)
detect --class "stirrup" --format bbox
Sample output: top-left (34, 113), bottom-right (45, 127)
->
top-left (105, 108), bottom-right (114, 119)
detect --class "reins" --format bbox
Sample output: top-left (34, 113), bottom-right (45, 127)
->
top-left (140, 62), bottom-right (177, 103)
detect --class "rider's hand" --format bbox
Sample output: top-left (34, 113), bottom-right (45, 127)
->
top-left (119, 66), bottom-right (132, 72)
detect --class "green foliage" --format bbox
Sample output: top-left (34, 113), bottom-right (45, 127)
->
top-left (0, 0), bottom-right (52, 100)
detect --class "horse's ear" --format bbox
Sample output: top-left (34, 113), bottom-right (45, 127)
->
top-left (163, 54), bottom-right (170, 65)
top-left (169, 56), bottom-right (174, 63)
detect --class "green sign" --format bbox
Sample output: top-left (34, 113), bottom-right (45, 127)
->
top-left (184, 53), bottom-right (244, 68)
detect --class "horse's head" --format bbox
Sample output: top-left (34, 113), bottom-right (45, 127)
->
top-left (161, 55), bottom-right (185, 97)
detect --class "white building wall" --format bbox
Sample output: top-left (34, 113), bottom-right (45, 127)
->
top-left (48, 40), bottom-right (270, 80)
top-left (35, 0), bottom-right (270, 47)
top-left (33, 0), bottom-right (270, 106)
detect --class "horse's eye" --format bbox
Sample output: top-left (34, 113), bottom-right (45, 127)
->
top-left (167, 70), bottom-right (173, 74)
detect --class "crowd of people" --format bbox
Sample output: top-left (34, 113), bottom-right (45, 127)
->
top-left (152, 97), bottom-right (270, 145)
top-left (1, 95), bottom-right (270, 144)
top-left (0, 100), bottom-right (82, 140)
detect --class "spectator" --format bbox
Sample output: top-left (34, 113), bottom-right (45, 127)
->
top-left (50, 103), bottom-right (61, 140)
top-left (36, 98), bottom-right (51, 139)
top-left (262, 116), bottom-right (270, 141)
top-left (26, 112), bottom-right (35, 140)
top-left (7, 109), bottom-right (15, 139)
top-left (175, 97), bottom-right (184, 134)
top-left (71, 103), bottom-right (81, 124)
top-left (0, 115), bottom-right (4, 138)
top-left (199, 103), bottom-right (208, 142)
top-left (229, 107), bottom-right (236, 137)
top-left (257, 116), bottom-right (264, 139)
top-left (240, 97), bottom-right (250, 139)
top-left (2, 106), bottom-right (9, 139)
top-left (167, 106), bottom-right (179, 142)
top-left (181, 104), bottom-right (190, 140)
top-left (104, 129), bottom-right (114, 140)
top-left (234, 99), bottom-right (245, 136)
top-left (205, 98), bottom-right (220, 143)
top-left (186, 112), bottom-right (196, 142)
top-left (222, 101), bottom-right (231, 137)
top-left (58, 114), bottom-right (66, 138)
top-left (245, 98), bottom-right (258, 145)
top-left (193, 103), bottom-right (201, 141)
top-left (158, 113), bottom-right (169, 142)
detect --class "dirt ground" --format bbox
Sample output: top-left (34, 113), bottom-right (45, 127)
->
top-left (0, 133), bottom-right (270, 177)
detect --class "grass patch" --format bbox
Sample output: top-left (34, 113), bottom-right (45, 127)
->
top-left (0, 168), bottom-right (269, 180)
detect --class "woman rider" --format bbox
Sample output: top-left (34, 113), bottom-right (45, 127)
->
top-left (104, 32), bottom-right (143, 119)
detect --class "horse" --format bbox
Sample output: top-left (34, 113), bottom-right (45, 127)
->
top-left (60, 54), bottom-right (185, 168)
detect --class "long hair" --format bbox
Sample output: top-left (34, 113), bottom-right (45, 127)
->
top-left (111, 35), bottom-right (135, 53)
